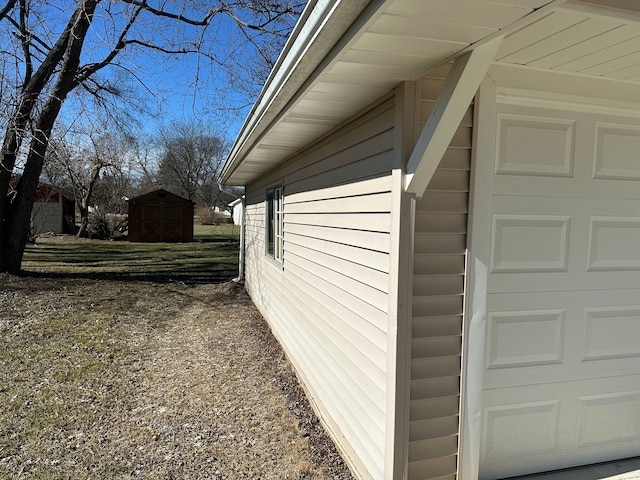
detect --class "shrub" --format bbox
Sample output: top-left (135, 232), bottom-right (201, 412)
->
top-left (196, 205), bottom-right (232, 225)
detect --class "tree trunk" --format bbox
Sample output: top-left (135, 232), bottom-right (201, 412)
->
top-left (0, 0), bottom-right (98, 273)
top-left (3, 162), bottom-right (42, 273)
top-left (1, 105), bottom-right (63, 272)
top-left (0, 100), bottom-right (40, 254)
top-left (0, 9), bottom-right (78, 239)
top-left (76, 164), bottom-right (102, 238)
top-left (77, 205), bottom-right (90, 238)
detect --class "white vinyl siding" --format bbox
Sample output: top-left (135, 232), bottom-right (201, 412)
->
top-left (409, 65), bottom-right (472, 480)
top-left (31, 202), bottom-right (62, 234)
top-left (243, 97), bottom-right (396, 480)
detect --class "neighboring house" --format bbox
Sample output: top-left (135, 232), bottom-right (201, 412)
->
top-left (31, 183), bottom-right (75, 235)
top-left (228, 196), bottom-right (246, 282)
top-left (229, 197), bottom-right (244, 226)
top-left (128, 189), bottom-right (194, 243)
top-left (220, 1), bottom-right (640, 479)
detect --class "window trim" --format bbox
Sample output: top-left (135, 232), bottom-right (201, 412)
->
top-left (266, 185), bottom-right (284, 264)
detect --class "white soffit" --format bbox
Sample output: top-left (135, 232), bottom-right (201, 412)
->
top-left (489, 1), bottom-right (640, 108)
top-left (222, 0), bottom-right (558, 185)
top-left (578, 0), bottom-right (640, 13)
top-left (224, 0), bottom-right (640, 185)
top-left (496, 1), bottom-right (640, 77)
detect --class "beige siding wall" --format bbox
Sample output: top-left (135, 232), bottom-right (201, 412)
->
top-left (31, 201), bottom-right (62, 234)
top-left (408, 65), bottom-right (472, 480)
top-left (244, 97), bottom-right (396, 479)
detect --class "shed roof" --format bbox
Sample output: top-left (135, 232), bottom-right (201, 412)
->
top-left (221, 0), bottom-right (640, 186)
top-left (34, 183), bottom-right (74, 202)
top-left (128, 188), bottom-right (194, 204)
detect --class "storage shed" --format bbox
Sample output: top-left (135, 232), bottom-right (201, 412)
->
top-left (31, 183), bottom-right (75, 235)
top-left (127, 189), bottom-right (194, 243)
top-left (221, 1), bottom-right (640, 480)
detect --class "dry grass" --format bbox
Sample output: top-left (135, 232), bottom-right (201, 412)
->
top-left (0, 234), bottom-right (353, 479)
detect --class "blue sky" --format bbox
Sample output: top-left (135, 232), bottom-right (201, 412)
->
top-left (56, 1), bottom-right (299, 143)
top-left (0, 0), bottom-right (303, 177)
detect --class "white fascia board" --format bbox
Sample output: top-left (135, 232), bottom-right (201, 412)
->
top-left (220, 0), bottom-right (374, 185)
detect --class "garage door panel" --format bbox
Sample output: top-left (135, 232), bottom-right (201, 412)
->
top-left (481, 387), bottom-right (577, 480)
top-left (593, 122), bottom-right (640, 181)
top-left (488, 196), bottom-right (640, 293)
top-left (483, 354), bottom-right (640, 390)
top-left (489, 271), bottom-right (640, 294)
top-left (588, 216), bottom-right (640, 271)
top-left (489, 212), bottom-right (640, 292)
top-left (480, 376), bottom-right (640, 480)
top-left (583, 306), bottom-right (640, 361)
top-left (494, 104), bottom-right (640, 189)
top-left (492, 175), bottom-right (640, 199)
top-left (478, 98), bottom-right (640, 478)
top-left (490, 195), bottom-right (640, 217)
top-left (577, 389), bottom-right (640, 447)
top-left (486, 290), bottom-right (640, 312)
top-left (485, 309), bottom-right (565, 371)
top-left (481, 399), bottom-right (562, 464)
top-left (495, 113), bottom-right (575, 178)
top-left (490, 214), bottom-right (570, 274)
top-left (484, 291), bottom-right (640, 389)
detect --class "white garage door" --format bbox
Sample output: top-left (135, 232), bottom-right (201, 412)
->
top-left (478, 101), bottom-right (640, 479)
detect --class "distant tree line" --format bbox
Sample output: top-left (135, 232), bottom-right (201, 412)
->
top-left (43, 119), bottom-right (242, 238)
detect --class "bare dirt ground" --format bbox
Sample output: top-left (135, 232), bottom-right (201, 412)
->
top-left (0, 274), bottom-right (354, 480)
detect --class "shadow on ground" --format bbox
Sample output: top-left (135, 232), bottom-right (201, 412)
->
top-left (19, 236), bottom-right (240, 285)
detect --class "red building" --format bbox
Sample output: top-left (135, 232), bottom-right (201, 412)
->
top-left (32, 184), bottom-right (75, 234)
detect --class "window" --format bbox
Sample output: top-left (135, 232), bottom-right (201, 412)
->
top-left (266, 186), bottom-right (284, 262)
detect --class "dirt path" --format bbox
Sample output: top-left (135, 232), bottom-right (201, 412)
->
top-left (0, 276), bottom-right (353, 479)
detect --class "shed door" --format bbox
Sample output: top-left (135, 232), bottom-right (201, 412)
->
top-left (142, 204), bottom-right (163, 242)
top-left (478, 102), bottom-right (640, 479)
top-left (161, 205), bottom-right (183, 242)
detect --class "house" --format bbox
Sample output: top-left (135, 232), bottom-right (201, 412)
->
top-left (228, 196), bottom-right (246, 282)
top-left (220, 1), bottom-right (640, 479)
top-left (31, 183), bottom-right (75, 235)
top-left (128, 189), bottom-right (194, 242)
top-left (228, 197), bottom-right (244, 226)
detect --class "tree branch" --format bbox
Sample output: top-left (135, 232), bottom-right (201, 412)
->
top-left (0, 0), bottom-right (16, 22)
top-left (18, 0), bottom-right (32, 85)
top-left (220, 0), bottom-right (304, 37)
top-left (73, 4), bottom-right (143, 86)
top-left (222, 9), bottom-right (290, 37)
top-left (119, 0), bottom-right (222, 26)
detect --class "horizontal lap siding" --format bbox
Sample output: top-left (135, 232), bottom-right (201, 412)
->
top-left (244, 97), bottom-right (396, 480)
top-left (31, 202), bottom-right (62, 234)
top-left (409, 65), bottom-right (471, 480)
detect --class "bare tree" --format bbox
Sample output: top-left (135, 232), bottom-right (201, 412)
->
top-left (155, 120), bottom-right (233, 207)
top-left (0, 0), bottom-right (303, 273)
top-left (45, 126), bottom-right (133, 237)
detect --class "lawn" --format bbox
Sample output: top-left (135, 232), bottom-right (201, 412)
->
top-left (0, 231), bottom-right (352, 480)
top-left (21, 225), bottom-right (241, 282)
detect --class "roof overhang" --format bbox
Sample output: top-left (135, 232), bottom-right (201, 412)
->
top-left (221, 0), bottom-right (640, 186)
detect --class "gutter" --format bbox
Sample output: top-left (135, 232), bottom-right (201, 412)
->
top-left (220, 0), bottom-right (374, 185)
